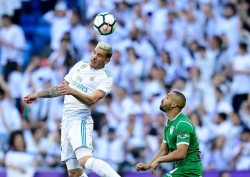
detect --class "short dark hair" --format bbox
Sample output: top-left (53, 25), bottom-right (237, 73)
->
top-left (1, 14), bottom-right (13, 24)
top-left (239, 42), bottom-right (248, 52)
top-left (224, 3), bottom-right (236, 15)
top-left (218, 112), bottom-right (227, 121)
top-left (173, 91), bottom-right (186, 109)
top-left (213, 36), bottom-right (223, 48)
top-left (108, 127), bottom-right (116, 133)
top-left (199, 46), bottom-right (206, 52)
top-left (0, 87), bottom-right (5, 96)
top-left (9, 130), bottom-right (26, 151)
top-left (1, 14), bottom-right (12, 20)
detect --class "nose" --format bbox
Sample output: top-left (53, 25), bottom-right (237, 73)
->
top-left (92, 53), bottom-right (97, 59)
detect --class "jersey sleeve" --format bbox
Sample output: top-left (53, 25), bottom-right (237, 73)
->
top-left (176, 121), bottom-right (193, 146)
top-left (96, 76), bottom-right (113, 95)
top-left (163, 127), bottom-right (167, 143)
top-left (64, 61), bottom-right (81, 83)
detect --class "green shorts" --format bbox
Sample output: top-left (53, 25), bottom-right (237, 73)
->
top-left (164, 164), bottom-right (203, 177)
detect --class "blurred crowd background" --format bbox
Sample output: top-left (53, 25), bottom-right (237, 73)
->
top-left (0, 0), bottom-right (250, 176)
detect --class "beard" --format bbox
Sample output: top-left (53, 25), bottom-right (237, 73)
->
top-left (160, 104), bottom-right (166, 112)
top-left (160, 102), bottom-right (171, 112)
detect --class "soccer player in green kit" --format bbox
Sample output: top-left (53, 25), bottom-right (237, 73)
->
top-left (136, 91), bottom-right (203, 177)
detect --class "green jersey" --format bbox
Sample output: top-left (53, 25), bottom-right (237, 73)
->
top-left (163, 112), bottom-right (203, 176)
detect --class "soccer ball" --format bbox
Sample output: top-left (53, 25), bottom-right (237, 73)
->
top-left (93, 12), bottom-right (117, 35)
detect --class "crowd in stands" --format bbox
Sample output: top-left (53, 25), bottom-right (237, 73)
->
top-left (0, 0), bottom-right (250, 176)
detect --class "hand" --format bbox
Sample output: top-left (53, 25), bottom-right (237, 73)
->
top-left (136, 162), bottom-right (150, 172)
top-left (58, 81), bottom-right (73, 95)
top-left (150, 160), bottom-right (160, 176)
top-left (23, 93), bottom-right (38, 104)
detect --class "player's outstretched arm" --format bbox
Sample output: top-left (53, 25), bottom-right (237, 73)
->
top-left (23, 86), bottom-right (61, 104)
top-left (136, 142), bottom-right (168, 172)
top-left (58, 81), bottom-right (105, 106)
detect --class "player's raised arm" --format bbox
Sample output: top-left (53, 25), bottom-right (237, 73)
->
top-left (23, 86), bottom-right (61, 104)
top-left (23, 80), bottom-right (70, 104)
top-left (58, 81), bottom-right (106, 106)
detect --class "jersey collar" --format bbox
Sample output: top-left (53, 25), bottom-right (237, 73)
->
top-left (170, 111), bottom-right (182, 122)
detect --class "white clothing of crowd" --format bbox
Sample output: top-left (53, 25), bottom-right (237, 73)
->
top-left (0, 0), bottom-right (250, 176)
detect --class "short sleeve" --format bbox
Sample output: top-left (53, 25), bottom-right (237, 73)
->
top-left (64, 61), bottom-right (81, 83)
top-left (176, 121), bottom-right (193, 146)
top-left (163, 126), bottom-right (167, 143)
top-left (96, 77), bottom-right (113, 95)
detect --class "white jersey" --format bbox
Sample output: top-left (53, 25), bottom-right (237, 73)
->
top-left (63, 61), bottom-right (113, 123)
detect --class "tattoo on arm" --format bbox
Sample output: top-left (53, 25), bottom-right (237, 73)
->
top-left (37, 86), bottom-right (60, 98)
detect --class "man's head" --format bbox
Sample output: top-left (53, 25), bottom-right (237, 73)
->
top-left (107, 127), bottom-right (116, 141)
top-left (160, 91), bottom-right (186, 112)
top-left (1, 14), bottom-right (12, 27)
top-left (238, 42), bottom-right (248, 55)
top-left (90, 42), bottom-right (112, 69)
top-left (54, 1), bottom-right (67, 17)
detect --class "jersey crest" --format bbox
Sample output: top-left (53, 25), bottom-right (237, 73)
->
top-left (170, 126), bottom-right (175, 134)
top-left (89, 76), bottom-right (95, 81)
top-left (177, 134), bottom-right (189, 139)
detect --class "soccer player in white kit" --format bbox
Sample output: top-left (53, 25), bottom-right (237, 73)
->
top-left (23, 42), bottom-right (120, 177)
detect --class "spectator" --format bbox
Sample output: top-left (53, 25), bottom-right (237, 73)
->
top-left (5, 130), bottom-right (39, 177)
top-left (94, 127), bottom-right (124, 172)
top-left (194, 46), bottom-right (215, 84)
top-left (69, 12), bottom-right (88, 59)
top-left (46, 129), bottom-right (62, 168)
top-left (239, 95), bottom-right (250, 129)
top-left (204, 135), bottom-right (229, 170)
top-left (0, 0), bottom-right (250, 174)
top-left (43, 1), bottom-right (71, 50)
top-left (48, 37), bottom-right (76, 71)
top-left (231, 129), bottom-right (250, 170)
top-left (156, 50), bottom-right (179, 84)
top-left (0, 76), bottom-right (21, 151)
top-left (216, 3), bottom-right (240, 57)
top-left (208, 35), bottom-right (230, 74)
top-left (28, 125), bottom-right (49, 162)
top-left (120, 47), bottom-right (144, 90)
top-left (0, 14), bottom-right (26, 81)
top-left (189, 111), bottom-right (211, 162)
top-left (7, 61), bottom-right (23, 112)
top-left (231, 42), bottom-right (250, 113)
top-left (106, 50), bottom-right (123, 85)
top-left (122, 114), bottom-right (146, 171)
top-left (201, 3), bottom-right (217, 40)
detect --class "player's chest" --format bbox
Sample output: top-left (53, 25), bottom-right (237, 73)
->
top-left (164, 124), bottom-right (177, 144)
top-left (72, 70), bottom-right (102, 88)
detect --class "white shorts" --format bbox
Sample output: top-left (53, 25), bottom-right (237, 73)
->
top-left (61, 119), bottom-right (94, 162)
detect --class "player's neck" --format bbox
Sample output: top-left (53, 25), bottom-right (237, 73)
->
top-left (166, 110), bottom-right (181, 121)
top-left (90, 66), bottom-right (104, 70)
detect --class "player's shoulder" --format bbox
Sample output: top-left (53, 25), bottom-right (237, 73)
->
top-left (176, 115), bottom-right (194, 130)
top-left (78, 60), bottom-right (89, 65)
top-left (101, 68), bottom-right (112, 78)
top-left (74, 60), bottom-right (89, 68)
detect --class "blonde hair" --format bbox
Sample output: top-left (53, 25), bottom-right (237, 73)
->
top-left (96, 42), bottom-right (112, 58)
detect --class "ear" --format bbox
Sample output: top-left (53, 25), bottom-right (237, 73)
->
top-left (104, 58), bottom-right (110, 64)
top-left (171, 102), bottom-right (177, 108)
